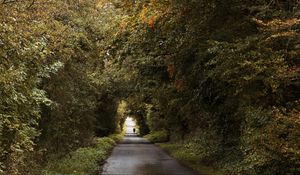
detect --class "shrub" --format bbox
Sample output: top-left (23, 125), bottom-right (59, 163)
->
top-left (94, 137), bottom-right (115, 150)
top-left (144, 130), bottom-right (169, 143)
top-left (109, 134), bottom-right (124, 143)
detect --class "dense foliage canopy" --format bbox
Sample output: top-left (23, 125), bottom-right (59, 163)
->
top-left (1, 0), bottom-right (299, 174)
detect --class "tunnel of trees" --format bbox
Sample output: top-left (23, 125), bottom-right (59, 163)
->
top-left (0, 0), bottom-right (300, 174)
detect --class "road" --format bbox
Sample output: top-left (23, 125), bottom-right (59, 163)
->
top-left (101, 118), bottom-right (198, 175)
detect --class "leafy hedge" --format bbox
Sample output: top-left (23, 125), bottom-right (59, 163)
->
top-left (1, 1), bottom-right (127, 174)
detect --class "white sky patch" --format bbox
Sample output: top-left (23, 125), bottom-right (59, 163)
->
top-left (125, 117), bottom-right (136, 134)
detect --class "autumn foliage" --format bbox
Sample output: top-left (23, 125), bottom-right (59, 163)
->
top-left (1, 0), bottom-right (300, 175)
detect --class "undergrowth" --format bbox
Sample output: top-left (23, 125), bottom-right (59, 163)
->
top-left (158, 142), bottom-right (223, 175)
top-left (37, 134), bottom-right (123, 175)
top-left (144, 130), bottom-right (169, 143)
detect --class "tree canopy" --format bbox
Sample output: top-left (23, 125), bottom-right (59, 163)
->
top-left (0, 0), bottom-right (299, 174)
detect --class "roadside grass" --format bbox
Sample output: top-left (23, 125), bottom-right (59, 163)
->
top-left (144, 130), bottom-right (169, 143)
top-left (158, 142), bottom-right (224, 175)
top-left (40, 134), bottom-right (123, 175)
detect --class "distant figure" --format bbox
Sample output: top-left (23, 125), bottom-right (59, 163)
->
top-left (133, 128), bottom-right (136, 133)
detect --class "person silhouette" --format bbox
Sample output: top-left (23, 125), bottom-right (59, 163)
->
top-left (133, 128), bottom-right (136, 133)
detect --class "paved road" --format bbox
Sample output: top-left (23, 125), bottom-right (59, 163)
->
top-left (101, 133), bottom-right (199, 175)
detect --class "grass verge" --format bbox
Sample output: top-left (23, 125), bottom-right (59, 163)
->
top-left (40, 134), bottom-right (123, 175)
top-left (158, 142), bottom-right (224, 175)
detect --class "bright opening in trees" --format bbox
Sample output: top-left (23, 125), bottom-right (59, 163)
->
top-left (125, 117), bottom-right (136, 134)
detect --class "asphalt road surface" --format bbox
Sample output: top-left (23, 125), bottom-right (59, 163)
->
top-left (101, 118), bottom-right (198, 175)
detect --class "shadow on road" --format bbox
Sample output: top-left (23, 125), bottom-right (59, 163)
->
top-left (101, 133), bottom-right (199, 175)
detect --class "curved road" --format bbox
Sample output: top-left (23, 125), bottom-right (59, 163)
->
top-left (101, 118), bottom-right (198, 175)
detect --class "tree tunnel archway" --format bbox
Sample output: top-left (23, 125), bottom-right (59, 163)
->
top-left (1, 1), bottom-right (299, 174)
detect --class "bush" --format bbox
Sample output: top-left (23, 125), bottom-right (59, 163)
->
top-left (108, 134), bottom-right (124, 143)
top-left (94, 137), bottom-right (115, 150)
top-left (236, 107), bottom-right (300, 175)
top-left (144, 130), bottom-right (169, 143)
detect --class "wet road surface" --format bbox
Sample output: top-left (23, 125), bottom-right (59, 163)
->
top-left (101, 133), bottom-right (199, 175)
